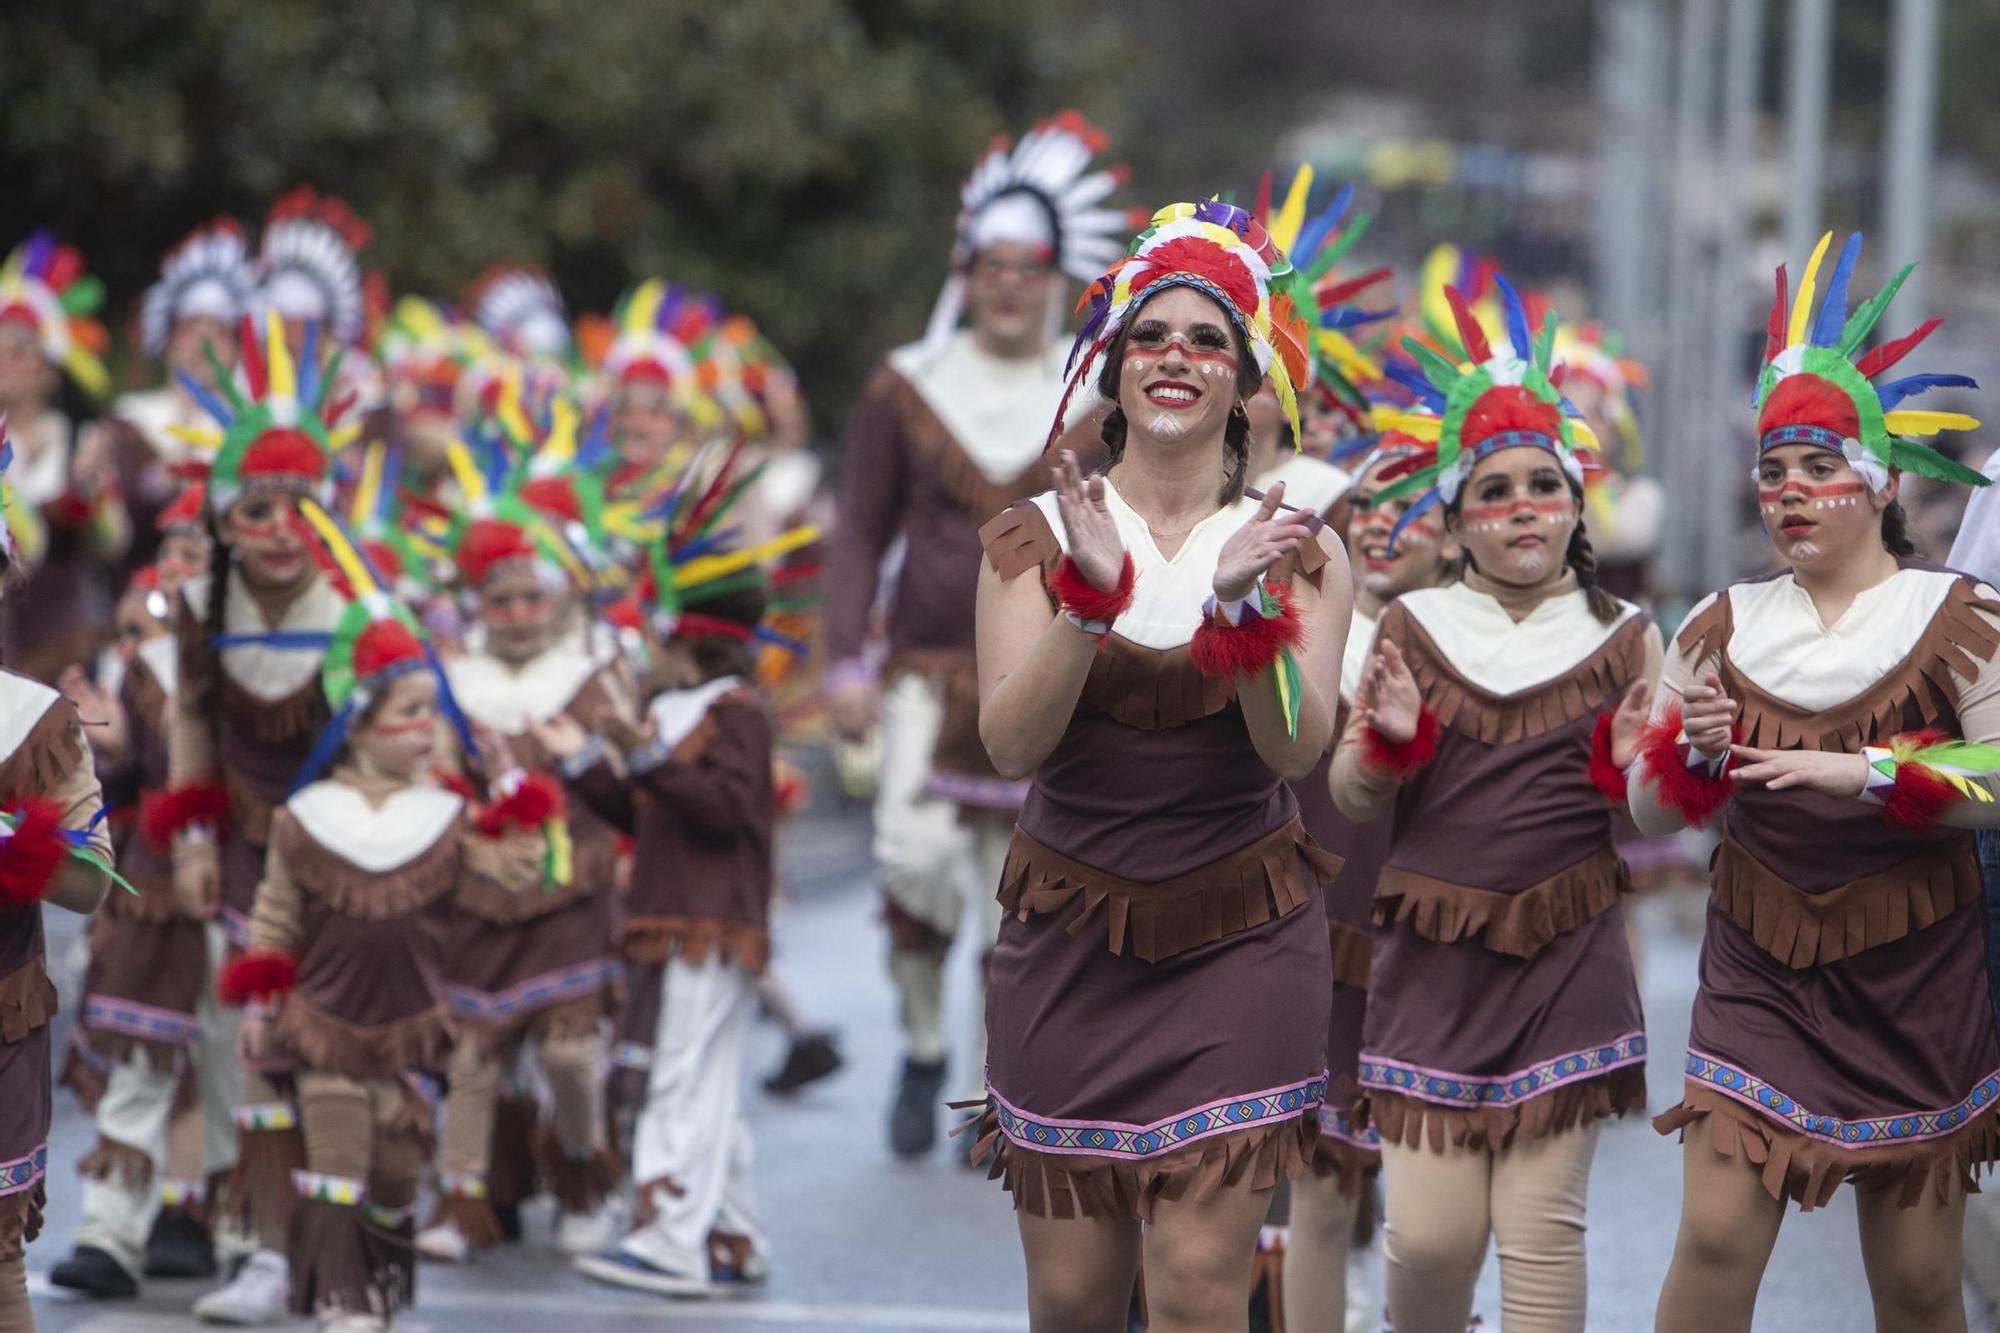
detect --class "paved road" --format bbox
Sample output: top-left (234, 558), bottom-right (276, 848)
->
top-left (24, 807), bottom-right (1999, 1331)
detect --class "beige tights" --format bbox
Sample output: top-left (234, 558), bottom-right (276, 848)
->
top-left (1655, 1134), bottom-right (1969, 1333)
top-left (0, 1254), bottom-right (27, 1333)
top-left (1283, 1170), bottom-right (1361, 1332)
top-left (1380, 1122), bottom-right (1599, 1333)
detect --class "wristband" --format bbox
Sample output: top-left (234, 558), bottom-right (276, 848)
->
top-left (1861, 731), bottom-right (2000, 833)
top-left (1360, 708), bottom-right (1440, 776)
top-left (1048, 554), bottom-right (1136, 626)
top-left (1858, 746), bottom-right (1898, 806)
top-left (1634, 706), bottom-right (1734, 828)
top-left (1062, 610), bottom-right (1112, 636)
top-left (1587, 711), bottom-right (1628, 803)
top-left (558, 736), bottom-right (608, 780)
top-left (1190, 581), bottom-right (1303, 681)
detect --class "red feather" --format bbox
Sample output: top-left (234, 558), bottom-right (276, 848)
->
top-left (1755, 373), bottom-right (1859, 443)
top-left (237, 315), bottom-right (266, 399)
top-left (477, 771), bottom-right (565, 837)
top-left (1853, 318), bottom-right (1942, 381)
top-left (430, 767), bottom-right (479, 803)
top-left (1318, 267), bottom-right (1392, 306)
top-left (352, 617), bottom-right (424, 680)
top-left (239, 429), bottom-right (328, 487)
top-left (1189, 581), bottom-right (1305, 680)
top-left (1047, 554), bottom-right (1136, 624)
top-left (1458, 385), bottom-right (1563, 452)
top-left (1361, 707), bottom-right (1440, 776)
top-left (455, 517), bottom-right (537, 587)
top-left (1587, 711), bottom-right (1629, 803)
top-left (1445, 287), bottom-right (1492, 364)
top-left (1883, 748), bottom-right (1961, 834)
top-left (1764, 263), bottom-right (1788, 364)
top-left (216, 951), bottom-right (297, 1007)
top-left (0, 799), bottom-right (68, 910)
top-left (1132, 236), bottom-right (1260, 326)
top-left (519, 476), bottom-right (582, 524)
top-left (1635, 706), bottom-right (1733, 829)
top-left (1253, 171), bottom-right (1273, 226)
top-left (139, 783), bottom-right (229, 852)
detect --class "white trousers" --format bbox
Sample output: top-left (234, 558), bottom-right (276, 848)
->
top-left (621, 955), bottom-right (765, 1280)
top-left (73, 1054), bottom-right (176, 1277)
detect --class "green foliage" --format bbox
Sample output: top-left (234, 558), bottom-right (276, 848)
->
top-left (0, 0), bottom-right (1120, 429)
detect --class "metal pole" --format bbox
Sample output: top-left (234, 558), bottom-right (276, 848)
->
top-left (1782, 0), bottom-right (1833, 265)
top-left (1881, 0), bottom-right (1942, 322)
top-left (1703, 0), bottom-right (1765, 592)
top-left (1660, 0), bottom-right (1721, 603)
top-left (1594, 0), bottom-right (1649, 338)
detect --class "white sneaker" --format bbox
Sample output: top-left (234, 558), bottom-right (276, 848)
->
top-left (573, 1250), bottom-right (720, 1298)
top-left (414, 1220), bottom-right (470, 1264)
top-left (193, 1249), bottom-right (291, 1325)
top-left (554, 1204), bottom-right (618, 1257)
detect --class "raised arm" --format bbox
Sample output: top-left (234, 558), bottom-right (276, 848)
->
top-left (44, 718), bottom-right (112, 914)
top-left (1220, 490), bottom-right (1347, 779)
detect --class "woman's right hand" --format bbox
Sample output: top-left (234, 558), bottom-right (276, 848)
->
top-left (1358, 640), bottom-right (1423, 743)
top-left (1681, 670), bottom-right (1737, 760)
top-left (1052, 450), bottom-right (1125, 593)
top-left (236, 1013), bottom-right (268, 1066)
top-left (172, 843), bottom-right (220, 919)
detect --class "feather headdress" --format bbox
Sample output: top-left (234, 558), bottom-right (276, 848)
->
top-left (0, 232), bottom-right (110, 398)
top-left (141, 219), bottom-right (257, 360)
top-left (1052, 199), bottom-right (1316, 450)
top-left (1255, 167), bottom-right (1393, 423)
top-left (465, 263), bottom-right (572, 362)
top-left (374, 296), bottom-right (500, 419)
top-left (257, 187), bottom-right (371, 344)
top-left (1753, 231), bottom-right (1984, 491)
top-left (598, 279), bottom-right (725, 433)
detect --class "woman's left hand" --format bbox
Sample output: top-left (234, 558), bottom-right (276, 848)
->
top-left (1607, 679), bottom-right (1652, 769)
top-left (1727, 745), bottom-right (1868, 797)
top-left (1214, 482), bottom-right (1316, 602)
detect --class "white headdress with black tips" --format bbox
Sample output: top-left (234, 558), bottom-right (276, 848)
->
top-left (917, 110), bottom-right (1137, 363)
top-left (255, 187), bottom-right (370, 345)
top-left (141, 220), bottom-right (257, 359)
top-left (469, 264), bottom-right (572, 360)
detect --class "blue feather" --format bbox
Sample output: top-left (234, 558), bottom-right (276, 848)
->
top-left (1812, 234), bottom-right (1864, 348)
top-left (1290, 183), bottom-right (1354, 269)
top-left (1328, 432), bottom-right (1382, 467)
top-left (1876, 373), bottom-right (1978, 411)
top-left (210, 631), bottom-right (334, 652)
top-left (752, 625), bottom-right (809, 657)
top-left (1494, 274), bottom-right (1535, 362)
top-left (424, 639), bottom-right (480, 762)
top-left (298, 321), bottom-right (322, 410)
top-left (670, 526), bottom-right (740, 564)
top-left (175, 371), bottom-right (235, 429)
top-left (1322, 305), bottom-right (1396, 331)
top-left (1383, 360), bottom-right (1448, 412)
top-left (289, 700), bottom-right (355, 795)
top-left (1387, 489), bottom-right (1443, 553)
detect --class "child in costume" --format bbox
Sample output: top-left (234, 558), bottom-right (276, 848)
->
top-left (551, 452), bottom-right (808, 1297)
top-left (156, 314), bottom-right (359, 1325)
top-left (0, 420), bottom-right (120, 1331)
top-left (1635, 234), bottom-right (2000, 1331)
top-left (414, 419), bottom-right (623, 1263)
top-left (1330, 277), bottom-right (1657, 1332)
top-left (216, 530), bottom-right (558, 1333)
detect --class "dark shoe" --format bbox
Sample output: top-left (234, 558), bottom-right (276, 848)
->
top-left (49, 1244), bottom-right (139, 1297)
top-left (143, 1205), bottom-right (218, 1278)
top-left (763, 1032), bottom-right (843, 1095)
top-left (494, 1201), bottom-right (523, 1243)
top-left (888, 1056), bottom-right (947, 1157)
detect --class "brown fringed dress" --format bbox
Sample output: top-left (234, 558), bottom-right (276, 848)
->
top-left (1646, 564), bottom-right (2000, 1208)
top-left (0, 671), bottom-right (113, 1264)
top-left (967, 486), bottom-right (1341, 1221)
top-left (1332, 574), bottom-right (1655, 1151)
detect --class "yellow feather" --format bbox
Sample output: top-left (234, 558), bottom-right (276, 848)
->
top-left (624, 279), bottom-right (665, 337)
top-left (1374, 412), bottom-right (1443, 440)
top-left (444, 442), bottom-right (488, 506)
top-left (167, 425), bottom-right (223, 449)
top-left (1882, 409), bottom-right (1980, 437)
top-left (327, 422), bottom-right (361, 451)
top-left (1270, 166), bottom-right (1313, 254)
top-left (295, 498), bottom-right (378, 599)
top-left (541, 397), bottom-right (578, 467)
top-left (352, 443), bottom-right (385, 527)
top-left (672, 526), bottom-right (819, 588)
top-left (265, 310), bottom-right (295, 404)
top-left (1787, 232), bottom-right (1832, 349)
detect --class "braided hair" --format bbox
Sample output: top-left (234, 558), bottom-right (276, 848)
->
top-left (1092, 320), bottom-right (1262, 506)
top-left (1450, 475), bottom-right (1622, 623)
top-left (197, 513), bottom-right (231, 709)
top-left (1879, 498), bottom-right (1918, 558)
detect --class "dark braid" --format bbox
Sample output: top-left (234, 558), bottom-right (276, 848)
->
top-left (1565, 520), bottom-right (1622, 623)
top-left (199, 516), bottom-right (231, 708)
top-left (1880, 498), bottom-right (1918, 558)
top-left (1093, 317), bottom-right (1260, 506)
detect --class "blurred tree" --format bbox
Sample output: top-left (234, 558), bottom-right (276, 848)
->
top-left (0, 0), bottom-right (1121, 432)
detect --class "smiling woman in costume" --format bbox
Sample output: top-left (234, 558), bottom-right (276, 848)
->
top-left (1330, 276), bottom-right (1658, 1333)
top-left (969, 200), bottom-right (1351, 1333)
top-left (1635, 233), bottom-right (1999, 1333)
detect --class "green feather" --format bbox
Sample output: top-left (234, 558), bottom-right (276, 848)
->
top-left (315, 346), bottom-right (348, 414)
top-left (1837, 263), bottom-right (1915, 357)
top-left (1913, 741), bottom-right (2000, 772)
top-left (205, 343), bottom-right (247, 414)
top-left (1534, 312), bottom-right (1558, 375)
top-left (58, 275), bottom-right (105, 316)
top-left (1400, 336), bottom-right (1465, 393)
top-left (1888, 439), bottom-right (1990, 487)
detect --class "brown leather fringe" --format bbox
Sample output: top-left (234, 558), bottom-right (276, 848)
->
top-left (998, 818), bottom-right (1340, 964)
top-left (959, 1097), bottom-right (1320, 1222)
top-left (222, 765), bottom-right (278, 845)
top-left (0, 702), bottom-right (84, 798)
top-left (277, 815), bottom-right (461, 920)
top-left (1373, 843), bottom-right (1630, 960)
top-left (220, 673), bottom-right (326, 747)
top-left (1683, 578), bottom-right (2000, 751)
top-left (76, 1136), bottom-right (153, 1188)
top-left (486, 1094), bottom-right (542, 1207)
top-left (883, 368), bottom-right (1051, 525)
top-left (423, 1190), bottom-right (504, 1251)
top-left (454, 866), bottom-right (603, 925)
top-left (288, 1197), bottom-right (377, 1318)
top-left (0, 955), bottom-right (56, 1044)
top-left (274, 998), bottom-right (453, 1083)
top-left (1359, 1063), bottom-right (1648, 1154)
top-left (1328, 918), bottom-right (1372, 991)
top-left (979, 503), bottom-right (1061, 581)
top-left (1655, 1081), bottom-right (2000, 1211)
top-left (0, 1181), bottom-right (44, 1262)
top-left (1307, 1129), bottom-right (1380, 1195)
top-left (1713, 834), bottom-right (1981, 969)
top-left (621, 915), bottom-right (771, 974)
top-left (58, 1041), bottom-right (107, 1113)
top-left (538, 1128), bottom-right (620, 1213)
top-left (1081, 634), bottom-right (1239, 730)
top-left (1385, 606), bottom-right (1650, 746)
top-left (217, 1126), bottom-right (304, 1243)
top-left (457, 993), bottom-right (608, 1059)
top-left (365, 1214), bottom-right (417, 1313)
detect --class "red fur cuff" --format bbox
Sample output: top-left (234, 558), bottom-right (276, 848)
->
top-left (0, 799), bottom-right (68, 910)
top-left (1360, 708), bottom-right (1440, 776)
top-left (1635, 706), bottom-right (1733, 829)
top-left (1587, 711), bottom-right (1629, 803)
top-left (476, 770), bottom-right (565, 836)
top-left (140, 783), bottom-right (230, 852)
top-left (216, 951), bottom-right (297, 1007)
top-left (1190, 582), bottom-right (1305, 680)
top-left (1882, 759), bottom-right (1961, 835)
top-left (431, 767), bottom-right (479, 803)
top-left (1048, 554), bottom-right (1136, 624)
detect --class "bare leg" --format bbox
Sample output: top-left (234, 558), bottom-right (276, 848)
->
top-left (1283, 1169), bottom-right (1359, 1332)
top-left (1488, 1122), bottom-right (1598, 1333)
top-left (1653, 1133), bottom-right (1786, 1333)
top-left (1016, 1207), bottom-right (1141, 1333)
top-left (1143, 1182), bottom-right (1275, 1333)
top-left (1854, 1178), bottom-right (1968, 1333)
top-left (1380, 1136), bottom-right (1491, 1333)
